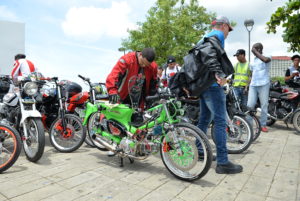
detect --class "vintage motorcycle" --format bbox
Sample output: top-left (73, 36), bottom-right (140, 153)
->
top-left (36, 77), bottom-right (86, 152)
top-left (0, 123), bottom-right (22, 173)
top-left (82, 75), bottom-right (213, 181)
top-left (262, 81), bottom-right (300, 132)
top-left (0, 74), bottom-right (45, 162)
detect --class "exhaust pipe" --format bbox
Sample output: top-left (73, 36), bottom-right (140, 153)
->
top-left (92, 134), bottom-right (117, 152)
top-left (256, 108), bottom-right (277, 120)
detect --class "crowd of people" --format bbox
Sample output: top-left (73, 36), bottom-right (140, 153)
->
top-left (10, 15), bottom-right (299, 176)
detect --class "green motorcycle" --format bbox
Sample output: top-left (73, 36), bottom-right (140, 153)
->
top-left (82, 75), bottom-right (212, 181)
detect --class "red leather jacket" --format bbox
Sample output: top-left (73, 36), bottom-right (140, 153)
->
top-left (106, 52), bottom-right (158, 103)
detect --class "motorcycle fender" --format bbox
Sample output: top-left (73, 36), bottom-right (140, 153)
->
top-left (82, 102), bottom-right (98, 125)
top-left (20, 110), bottom-right (42, 125)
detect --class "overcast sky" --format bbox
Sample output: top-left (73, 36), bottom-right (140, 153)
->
top-left (0, 0), bottom-right (295, 86)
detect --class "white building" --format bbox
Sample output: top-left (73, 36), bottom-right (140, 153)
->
top-left (0, 20), bottom-right (25, 75)
top-left (270, 56), bottom-right (292, 77)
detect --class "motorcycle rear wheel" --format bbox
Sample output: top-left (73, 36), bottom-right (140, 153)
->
top-left (160, 123), bottom-right (212, 181)
top-left (0, 124), bottom-right (22, 173)
top-left (87, 112), bottom-right (108, 151)
top-left (49, 114), bottom-right (86, 152)
top-left (211, 115), bottom-right (253, 154)
top-left (23, 118), bottom-right (45, 162)
top-left (292, 110), bottom-right (300, 133)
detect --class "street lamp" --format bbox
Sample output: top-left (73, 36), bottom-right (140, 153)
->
top-left (244, 19), bottom-right (254, 63)
top-left (118, 47), bottom-right (126, 55)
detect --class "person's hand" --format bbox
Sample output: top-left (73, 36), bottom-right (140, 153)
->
top-left (182, 87), bottom-right (190, 97)
top-left (292, 72), bottom-right (299, 77)
top-left (215, 74), bottom-right (227, 86)
top-left (108, 94), bottom-right (120, 104)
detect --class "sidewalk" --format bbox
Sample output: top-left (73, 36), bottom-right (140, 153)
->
top-left (0, 122), bottom-right (299, 201)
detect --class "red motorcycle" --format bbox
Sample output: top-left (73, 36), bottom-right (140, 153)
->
top-left (36, 77), bottom-right (86, 152)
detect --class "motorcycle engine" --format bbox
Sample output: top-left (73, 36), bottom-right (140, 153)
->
top-left (119, 137), bottom-right (158, 157)
top-left (269, 100), bottom-right (292, 119)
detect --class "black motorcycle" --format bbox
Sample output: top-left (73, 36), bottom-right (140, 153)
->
top-left (36, 77), bottom-right (86, 152)
top-left (262, 81), bottom-right (300, 132)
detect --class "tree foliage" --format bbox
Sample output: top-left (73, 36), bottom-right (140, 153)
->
top-left (121, 0), bottom-right (215, 66)
top-left (266, 0), bottom-right (300, 52)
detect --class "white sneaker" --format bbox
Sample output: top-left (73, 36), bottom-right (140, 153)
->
top-left (107, 151), bottom-right (115, 157)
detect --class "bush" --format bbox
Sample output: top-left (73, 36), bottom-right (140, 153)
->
top-left (271, 76), bottom-right (285, 85)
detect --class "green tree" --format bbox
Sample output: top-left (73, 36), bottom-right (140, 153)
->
top-left (266, 0), bottom-right (300, 52)
top-left (121, 0), bottom-right (215, 66)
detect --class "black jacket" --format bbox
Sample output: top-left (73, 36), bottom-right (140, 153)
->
top-left (174, 36), bottom-right (234, 97)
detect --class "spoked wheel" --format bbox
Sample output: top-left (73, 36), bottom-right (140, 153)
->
top-left (49, 114), bottom-right (86, 152)
top-left (160, 123), bottom-right (212, 181)
top-left (211, 115), bottom-right (253, 154)
top-left (22, 118), bottom-right (45, 162)
top-left (0, 124), bottom-right (22, 173)
top-left (292, 110), bottom-right (300, 133)
top-left (87, 112), bottom-right (108, 151)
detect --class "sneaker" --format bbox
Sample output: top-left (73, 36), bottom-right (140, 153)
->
top-left (215, 161), bottom-right (243, 174)
top-left (107, 151), bottom-right (115, 157)
top-left (199, 154), bottom-right (216, 161)
top-left (261, 127), bottom-right (268, 132)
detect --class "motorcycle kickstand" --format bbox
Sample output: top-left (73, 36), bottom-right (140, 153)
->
top-left (128, 157), bottom-right (134, 164)
top-left (119, 156), bottom-right (124, 167)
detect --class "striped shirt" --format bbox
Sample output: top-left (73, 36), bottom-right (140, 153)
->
top-left (11, 59), bottom-right (36, 79)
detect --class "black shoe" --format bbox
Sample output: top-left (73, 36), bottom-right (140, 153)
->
top-left (198, 154), bottom-right (216, 161)
top-left (216, 161), bottom-right (243, 174)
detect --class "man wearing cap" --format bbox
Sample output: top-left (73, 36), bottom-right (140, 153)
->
top-left (232, 49), bottom-right (251, 107)
top-left (247, 43), bottom-right (271, 133)
top-left (161, 55), bottom-right (181, 87)
top-left (187, 16), bottom-right (242, 174)
top-left (285, 54), bottom-right (300, 88)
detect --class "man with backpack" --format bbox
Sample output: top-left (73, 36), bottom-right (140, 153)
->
top-left (178, 16), bottom-right (243, 174)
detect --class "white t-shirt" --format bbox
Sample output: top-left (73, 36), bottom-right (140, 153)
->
top-left (161, 66), bottom-right (181, 84)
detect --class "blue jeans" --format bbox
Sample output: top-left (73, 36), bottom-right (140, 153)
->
top-left (233, 87), bottom-right (248, 107)
top-left (197, 85), bottom-right (228, 165)
top-left (247, 83), bottom-right (270, 126)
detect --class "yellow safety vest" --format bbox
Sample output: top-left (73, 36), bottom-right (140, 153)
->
top-left (233, 62), bottom-right (250, 87)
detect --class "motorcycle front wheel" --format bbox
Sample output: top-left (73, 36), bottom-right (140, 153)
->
top-left (49, 114), bottom-right (86, 152)
top-left (0, 124), bottom-right (22, 173)
top-left (22, 118), bottom-right (45, 162)
top-left (160, 123), bottom-right (212, 181)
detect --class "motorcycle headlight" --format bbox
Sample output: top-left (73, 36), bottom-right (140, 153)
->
top-left (24, 82), bottom-right (38, 96)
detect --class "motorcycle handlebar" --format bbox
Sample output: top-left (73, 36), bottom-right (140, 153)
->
top-left (145, 93), bottom-right (175, 102)
top-left (78, 74), bottom-right (90, 83)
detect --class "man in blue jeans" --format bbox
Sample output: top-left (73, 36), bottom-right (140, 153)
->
top-left (197, 16), bottom-right (243, 174)
top-left (247, 43), bottom-right (271, 132)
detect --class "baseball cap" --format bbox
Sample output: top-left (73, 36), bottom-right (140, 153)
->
top-left (167, 55), bottom-right (176, 64)
top-left (211, 16), bottom-right (233, 32)
top-left (233, 49), bottom-right (246, 56)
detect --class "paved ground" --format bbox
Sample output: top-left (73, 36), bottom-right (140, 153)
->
top-left (0, 122), bottom-right (299, 201)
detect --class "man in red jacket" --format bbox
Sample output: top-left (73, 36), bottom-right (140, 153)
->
top-left (106, 48), bottom-right (158, 108)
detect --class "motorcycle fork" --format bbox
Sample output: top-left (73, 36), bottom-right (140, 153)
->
top-left (162, 102), bottom-right (182, 155)
top-left (57, 85), bottom-right (68, 131)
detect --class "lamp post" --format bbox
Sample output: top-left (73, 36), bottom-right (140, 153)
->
top-left (244, 19), bottom-right (254, 63)
top-left (118, 47), bottom-right (126, 55)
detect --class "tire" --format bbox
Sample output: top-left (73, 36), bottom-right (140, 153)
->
top-left (87, 112), bottom-right (108, 151)
top-left (0, 124), bottom-right (22, 173)
top-left (49, 114), bottom-right (86, 153)
top-left (292, 110), bottom-right (300, 133)
top-left (160, 122), bottom-right (212, 181)
top-left (84, 133), bottom-right (96, 148)
top-left (266, 118), bottom-right (276, 126)
top-left (248, 114), bottom-right (261, 142)
top-left (22, 118), bottom-right (45, 162)
top-left (211, 115), bottom-right (253, 154)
